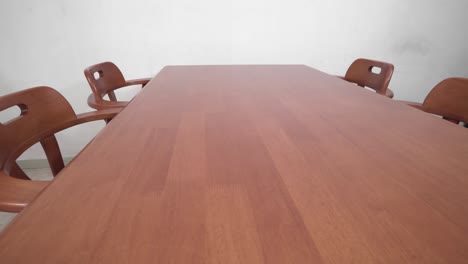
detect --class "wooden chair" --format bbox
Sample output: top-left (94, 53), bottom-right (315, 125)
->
top-left (338, 58), bottom-right (395, 98)
top-left (0, 87), bottom-right (119, 212)
top-left (401, 77), bottom-right (468, 125)
top-left (84, 62), bottom-right (151, 110)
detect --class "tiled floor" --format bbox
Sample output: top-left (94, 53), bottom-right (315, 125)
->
top-left (0, 168), bottom-right (53, 231)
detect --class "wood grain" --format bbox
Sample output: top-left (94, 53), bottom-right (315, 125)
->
top-left (0, 87), bottom-right (119, 212)
top-left (1, 65), bottom-right (468, 263)
top-left (402, 77), bottom-right (468, 124)
top-left (343, 58), bottom-right (395, 98)
top-left (84, 61), bottom-right (151, 110)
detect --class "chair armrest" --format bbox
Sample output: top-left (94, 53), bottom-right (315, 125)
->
top-left (125, 78), bottom-right (151, 87)
top-left (74, 108), bottom-right (121, 125)
top-left (7, 108), bottom-right (121, 183)
top-left (0, 172), bottom-right (49, 213)
top-left (33, 108), bottom-right (121, 141)
top-left (88, 94), bottom-right (129, 110)
top-left (398, 100), bottom-right (424, 110)
top-left (385, 88), bottom-right (394, 99)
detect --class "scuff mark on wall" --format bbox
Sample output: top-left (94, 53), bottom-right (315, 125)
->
top-left (391, 38), bottom-right (431, 56)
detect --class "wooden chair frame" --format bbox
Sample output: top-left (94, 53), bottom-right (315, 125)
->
top-left (338, 58), bottom-right (395, 98)
top-left (84, 61), bottom-right (151, 110)
top-left (401, 77), bottom-right (468, 125)
top-left (0, 87), bottom-right (119, 212)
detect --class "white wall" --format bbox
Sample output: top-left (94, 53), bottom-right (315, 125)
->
top-left (1, 0), bottom-right (468, 160)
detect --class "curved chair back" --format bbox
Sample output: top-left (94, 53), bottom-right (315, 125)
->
top-left (423, 78), bottom-right (468, 124)
top-left (84, 61), bottom-right (127, 103)
top-left (0, 87), bottom-right (118, 212)
top-left (0, 87), bottom-right (76, 178)
top-left (345, 58), bottom-right (394, 96)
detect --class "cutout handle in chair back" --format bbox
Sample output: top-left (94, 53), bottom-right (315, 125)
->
top-left (0, 104), bottom-right (25, 125)
top-left (422, 78), bottom-right (468, 124)
top-left (0, 87), bottom-right (76, 175)
top-left (345, 58), bottom-right (394, 95)
top-left (84, 61), bottom-right (127, 102)
top-left (370, 66), bottom-right (382, 74)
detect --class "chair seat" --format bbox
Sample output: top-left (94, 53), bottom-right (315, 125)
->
top-left (336, 75), bottom-right (395, 98)
top-left (0, 173), bottom-right (49, 213)
top-left (87, 94), bottom-right (128, 110)
top-left (385, 88), bottom-right (394, 98)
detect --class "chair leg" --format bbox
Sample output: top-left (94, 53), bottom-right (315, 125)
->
top-left (9, 163), bottom-right (31, 180)
top-left (443, 116), bottom-right (459, 124)
top-left (40, 135), bottom-right (65, 177)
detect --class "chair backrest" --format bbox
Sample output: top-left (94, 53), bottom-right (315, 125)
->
top-left (84, 62), bottom-right (127, 102)
top-left (0, 87), bottom-right (76, 178)
top-left (344, 58), bottom-right (394, 95)
top-left (422, 77), bottom-right (468, 124)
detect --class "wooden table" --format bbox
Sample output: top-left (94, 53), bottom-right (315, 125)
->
top-left (1, 65), bottom-right (468, 263)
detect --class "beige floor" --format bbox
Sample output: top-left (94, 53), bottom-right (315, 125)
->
top-left (0, 168), bottom-right (53, 231)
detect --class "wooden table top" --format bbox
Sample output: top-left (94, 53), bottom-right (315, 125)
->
top-left (1, 65), bottom-right (468, 263)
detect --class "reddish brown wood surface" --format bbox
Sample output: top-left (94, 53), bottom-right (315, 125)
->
top-left (343, 58), bottom-right (395, 98)
top-left (84, 61), bottom-right (150, 110)
top-left (1, 65), bottom-right (468, 263)
top-left (400, 78), bottom-right (468, 125)
top-left (0, 87), bottom-right (119, 212)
